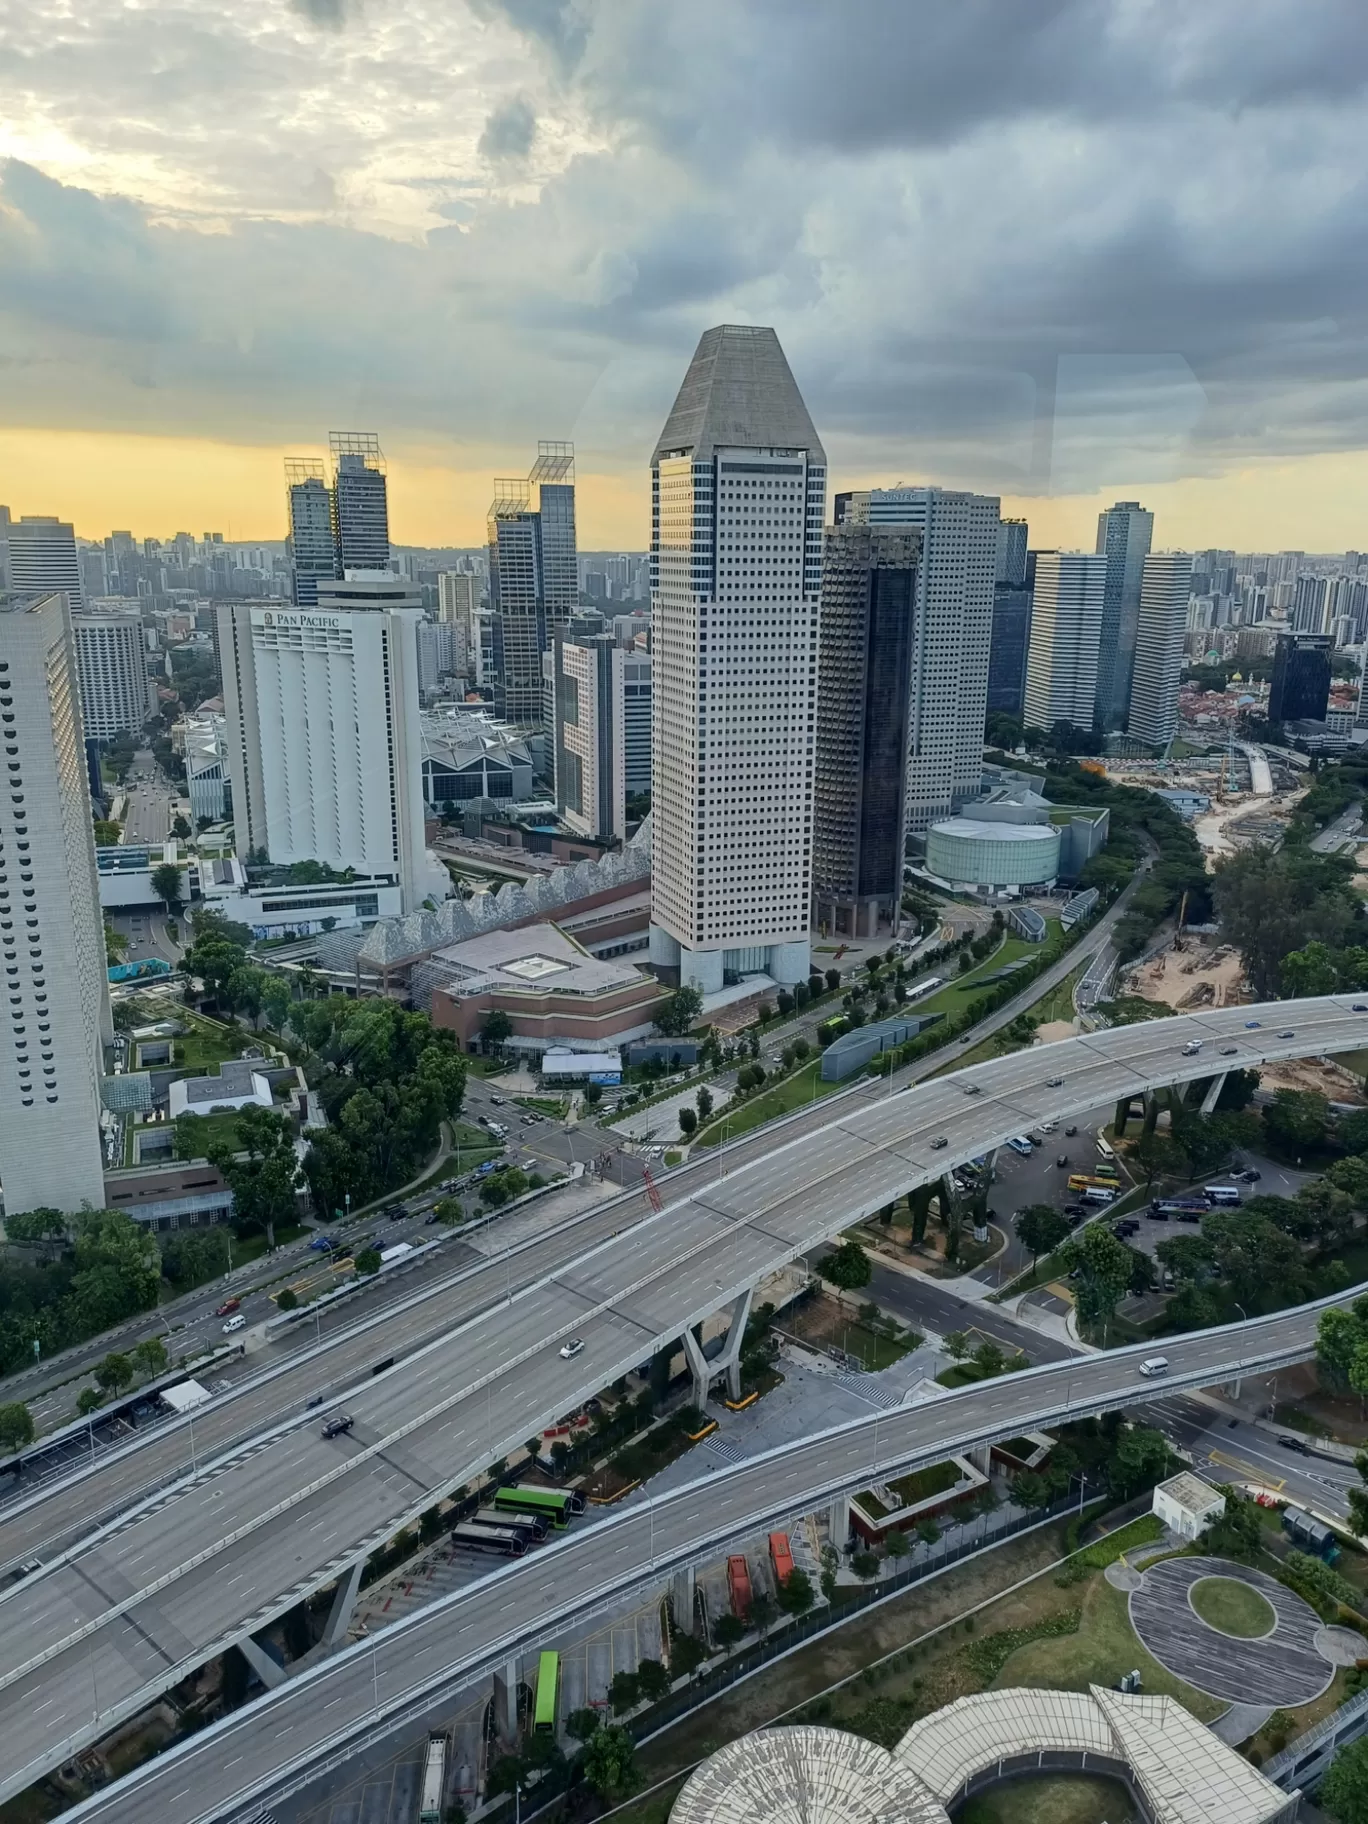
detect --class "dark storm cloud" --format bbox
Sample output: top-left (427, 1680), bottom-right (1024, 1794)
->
top-left (478, 96), bottom-right (537, 162)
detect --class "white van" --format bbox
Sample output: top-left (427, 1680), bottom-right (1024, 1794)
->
top-left (1138, 1355), bottom-right (1169, 1378)
top-left (222, 1313), bottom-right (246, 1334)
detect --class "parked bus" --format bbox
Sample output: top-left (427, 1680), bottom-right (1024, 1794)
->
top-left (450, 1521), bottom-right (527, 1557)
top-left (419, 1734), bottom-right (447, 1824)
top-left (727, 1554), bottom-right (752, 1620)
top-left (1203, 1185), bottom-right (1242, 1206)
top-left (534, 1652), bottom-right (559, 1735)
top-left (473, 1506), bottom-right (547, 1541)
top-left (1068, 1174), bottom-right (1118, 1193)
top-left (768, 1532), bottom-right (795, 1585)
top-left (492, 1484), bottom-right (586, 1528)
top-left (1151, 1197), bottom-right (1211, 1218)
top-left (905, 976), bottom-right (943, 1004)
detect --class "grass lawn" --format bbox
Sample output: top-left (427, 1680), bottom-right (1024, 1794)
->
top-left (1189, 1576), bottom-right (1276, 1638)
top-left (693, 1058), bottom-right (843, 1148)
top-left (174, 1019), bottom-right (248, 1071)
top-left (171, 1108), bottom-right (244, 1156)
top-left (961, 1775), bottom-right (1133, 1824)
top-left (936, 1361), bottom-right (991, 1388)
top-left (515, 1096), bottom-right (566, 1117)
top-left (888, 1461), bottom-right (961, 1505)
top-left (994, 1575), bottom-right (1223, 1723)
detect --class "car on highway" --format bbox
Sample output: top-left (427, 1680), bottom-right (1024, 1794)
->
top-left (1138, 1355), bottom-right (1170, 1378)
top-left (1220, 1046), bottom-right (1237, 1055)
top-left (1277, 1434), bottom-right (1309, 1454)
top-left (215, 1297), bottom-right (241, 1316)
top-left (222, 1314), bottom-right (246, 1333)
top-left (558, 1338), bottom-right (585, 1359)
top-left (1046, 1076), bottom-right (1064, 1088)
top-left (1279, 1029), bottom-right (1295, 1038)
top-left (424, 1209), bottom-right (445, 1224)
top-left (1182, 1040), bottom-right (1203, 1055)
top-left (490, 1095), bottom-right (506, 1106)
top-left (386, 1205), bottom-right (408, 1223)
top-left (1355, 1004), bottom-right (1368, 1013)
top-left (321, 1414), bottom-right (354, 1439)
top-left (308, 1236), bottom-right (336, 1252)
top-left (929, 1135), bottom-right (948, 1149)
top-left (962, 1083), bottom-right (981, 1097)
top-left (1055, 1154), bottom-right (1069, 1167)
top-left (1241, 1168), bottom-right (1262, 1182)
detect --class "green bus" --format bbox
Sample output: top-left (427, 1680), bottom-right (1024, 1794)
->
top-left (534, 1651), bottom-right (559, 1735)
top-left (493, 1485), bottom-right (586, 1528)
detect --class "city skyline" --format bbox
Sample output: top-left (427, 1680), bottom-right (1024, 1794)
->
top-left (3, 2), bottom-right (1368, 548)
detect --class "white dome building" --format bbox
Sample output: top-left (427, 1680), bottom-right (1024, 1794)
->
top-left (924, 816), bottom-right (1060, 891)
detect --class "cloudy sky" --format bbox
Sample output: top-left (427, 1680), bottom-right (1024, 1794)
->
top-left (2, 0), bottom-right (1367, 548)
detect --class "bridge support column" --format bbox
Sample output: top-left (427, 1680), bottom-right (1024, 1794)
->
top-left (671, 1566), bottom-right (696, 1635)
top-left (493, 1658), bottom-right (520, 1740)
top-left (965, 1443), bottom-right (991, 1478)
top-left (1114, 1098), bottom-right (1131, 1137)
top-left (1142, 1093), bottom-right (1160, 1135)
top-left (321, 1559), bottom-right (366, 1650)
top-left (827, 1494), bottom-right (850, 1547)
top-left (237, 1634), bottom-right (287, 1691)
top-left (1199, 1072), bottom-right (1228, 1117)
top-left (680, 1287), bottom-right (753, 1409)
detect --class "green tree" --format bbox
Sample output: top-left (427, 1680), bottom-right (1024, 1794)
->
top-left (77, 1387), bottom-right (103, 1416)
top-left (883, 1530), bottom-right (910, 1562)
top-left (607, 1669), bottom-right (640, 1714)
top-left (354, 1248), bottom-right (382, 1275)
top-left (1015, 1204), bottom-right (1069, 1270)
top-left (916, 1519), bottom-right (942, 1546)
top-left (678, 1106), bottom-right (698, 1138)
top-left (131, 1336), bottom-right (167, 1377)
top-left (582, 1080), bottom-right (603, 1109)
top-left (713, 1613), bottom-right (745, 1650)
top-left (821, 1241), bottom-right (871, 1291)
top-left (580, 1724), bottom-right (639, 1802)
top-left (565, 1707), bottom-right (599, 1742)
top-left (635, 1657), bottom-right (670, 1702)
top-left (696, 1086), bottom-right (714, 1122)
top-left (851, 1549), bottom-right (881, 1580)
top-left (276, 1287), bottom-right (298, 1312)
top-left (3, 1206), bottom-right (69, 1256)
top-left (171, 813), bottom-right (192, 840)
top-left (655, 985), bottom-right (703, 1037)
top-left (1281, 939), bottom-right (1345, 997)
top-left (479, 1008), bottom-right (512, 1051)
top-left (95, 1352), bottom-right (134, 1395)
top-left (151, 861), bottom-right (184, 912)
top-left (1317, 1302), bottom-right (1368, 1391)
top-left (1132, 1131), bottom-right (1187, 1189)
top-left (777, 1565), bottom-right (815, 1613)
top-left (1109, 1425), bottom-right (1172, 1500)
top-left (0, 1402), bottom-right (35, 1453)
top-left (205, 1105), bottom-right (300, 1249)
top-left (1262, 1088), bottom-right (1331, 1160)
top-left (1057, 1221), bottom-right (1135, 1330)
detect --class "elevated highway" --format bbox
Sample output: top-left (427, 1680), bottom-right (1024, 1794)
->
top-left (1, 996), bottom-right (1364, 1804)
top-left (67, 1293), bottom-right (1341, 1824)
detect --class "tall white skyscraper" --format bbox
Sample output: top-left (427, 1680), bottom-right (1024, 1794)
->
top-left (1127, 553), bottom-right (1195, 750)
top-left (0, 592), bottom-right (110, 1213)
top-left (6, 515), bottom-right (85, 611)
top-left (648, 324), bottom-right (825, 994)
top-left (437, 571), bottom-right (479, 677)
top-left (1094, 500), bottom-right (1154, 728)
top-left (72, 608), bottom-right (151, 739)
top-left (840, 486), bottom-right (999, 831)
top-left (1022, 552), bottom-right (1107, 734)
top-left (217, 576), bottom-right (427, 910)
top-left (552, 625), bottom-right (652, 843)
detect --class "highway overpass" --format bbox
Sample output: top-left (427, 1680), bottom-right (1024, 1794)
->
top-left (0, 994), bottom-right (1363, 1805)
top-left (63, 1293), bottom-right (1340, 1824)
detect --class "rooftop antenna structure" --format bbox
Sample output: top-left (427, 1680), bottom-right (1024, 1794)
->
top-left (328, 430), bottom-right (386, 474)
top-left (528, 440), bottom-right (575, 485)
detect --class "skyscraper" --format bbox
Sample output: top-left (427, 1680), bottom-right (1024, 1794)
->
top-left (840, 487), bottom-right (999, 830)
top-left (487, 443), bottom-right (578, 727)
top-left (1022, 552), bottom-right (1107, 734)
top-left (812, 523), bottom-right (919, 938)
top-left (1291, 574), bottom-right (1329, 634)
top-left (285, 459), bottom-right (337, 609)
top-left (71, 607), bottom-right (151, 739)
top-left (1094, 501), bottom-right (1154, 728)
top-left (996, 517), bottom-right (1028, 586)
top-left (0, 592), bottom-right (110, 1212)
top-left (987, 582), bottom-right (1032, 718)
top-left (552, 622), bottom-right (652, 843)
top-left (1269, 632), bottom-right (1332, 724)
top-left (217, 578), bottom-right (427, 910)
top-left (649, 324), bottom-right (824, 993)
top-left (438, 571), bottom-right (479, 676)
top-left (6, 515), bottom-right (85, 610)
top-left (1127, 552), bottom-right (1194, 750)
top-left (329, 432), bottom-right (390, 573)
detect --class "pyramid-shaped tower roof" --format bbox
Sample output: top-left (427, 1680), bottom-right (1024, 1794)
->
top-left (652, 324), bottom-right (825, 466)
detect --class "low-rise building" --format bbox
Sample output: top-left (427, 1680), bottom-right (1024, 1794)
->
top-left (168, 1058), bottom-right (274, 1121)
top-left (1152, 1470), bottom-right (1226, 1542)
top-left (420, 922), bottom-right (667, 1058)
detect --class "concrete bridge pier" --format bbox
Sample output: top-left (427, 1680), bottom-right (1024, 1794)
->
top-left (237, 1634), bottom-right (287, 1691)
top-left (681, 1287), bottom-right (754, 1410)
top-left (827, 1494), bottom-right (850, 1547)
top-left (493, 1658), bottom-right (520, 1740)
top-left (1199, 1071), bottom-right (1229, 1116)
top-left (321, 1559), bottom-right (366, 1650)
top-left (671, 1565), bottom-right (696, 1635)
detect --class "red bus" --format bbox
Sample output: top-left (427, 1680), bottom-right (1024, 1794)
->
top-left (768, 1532), bottom-right (794, 1585)
top-left (727, 1554), bottom-right (752, 1620)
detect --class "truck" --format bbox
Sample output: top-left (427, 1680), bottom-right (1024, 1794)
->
top-left (768, 1532), bottom-right (795, 1587)
top-left (727, 1553), bottom-right (752, 1620)
top-left (419, 1734), bottom-right (447, 1824)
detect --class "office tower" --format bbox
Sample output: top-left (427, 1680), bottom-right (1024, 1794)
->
top-left (71, 607), bottom-right (151, 739)
top-left (1291, 574), bottom-right (1329, 634)
top-left (1126, 552), bottom-right (1194, 749)
top-left (987, 579), bottom-right (1032, 718)
top-left (285, 459), bottom-right (338, 608)
top-left (996, 517), bottom-right (1028, 586)
top-left (552, 625), bottom-right (653, 842)
top-left (416, 620), bottom-right (458, 698)
top-left (6, 515), bottom-right (85, 610)
top-left (1022, 552), bottom-right (1107, 734)
top-left (487, 443), bottom-right (577, 726)
top-left (0, 593), bottom-right (111, 1212)
top-left (842, 487), bottom-right (999, 829)
top-left (328, 431), bottom-right (390, 573)
top-left (812, 523), bottom-right (919, 939)
top-left (0, 505), bottom-right (10, 596)
top-left (648, 323), bottom-right (824, 993)
top-left (438, 571), bottom-right (479, 675)
top-left (217, 580), bottom-right (426, 910)
top-left (1269, 632), bottom-right (1332, 724)
top-left (1093, 501), bottom-right (1153, 728)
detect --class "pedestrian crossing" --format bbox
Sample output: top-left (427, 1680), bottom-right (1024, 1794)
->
top-left (702, 1436), bottom-right (745, 1467)
top-left (831, 1371), bottom-right (905, 1412)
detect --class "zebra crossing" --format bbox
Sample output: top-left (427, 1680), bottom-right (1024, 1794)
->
top-left (831, 1371), bottom-right (905, 1412)
top-left (702, 1435), bottom-right (745, 1467)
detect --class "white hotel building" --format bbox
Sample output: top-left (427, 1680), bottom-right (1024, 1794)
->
top-left (218, 575), bottom-right (428, 912)
top-left (648, 324), bottom-right (825, 994)
top-left (1022, 551), bottom-right (1108, 735)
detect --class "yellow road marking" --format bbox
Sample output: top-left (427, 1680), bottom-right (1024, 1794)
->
top-left (1209, 1450), bottom-right (1284, 1490)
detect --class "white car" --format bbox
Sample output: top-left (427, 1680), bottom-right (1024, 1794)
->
top-left (559, 1338), bottom-right (584, 1359)
top-left (222, 1314), bottom-right (246, 1334)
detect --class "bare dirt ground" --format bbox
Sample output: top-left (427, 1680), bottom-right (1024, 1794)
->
top-left (1124, 940), bottom-right (1247, 1012)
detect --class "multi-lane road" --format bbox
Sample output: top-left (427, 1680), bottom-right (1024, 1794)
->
top-left (3, 995), bottom-right (1366, 1808)
top-left (63, 1294), bottom-right (1339, 1824)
